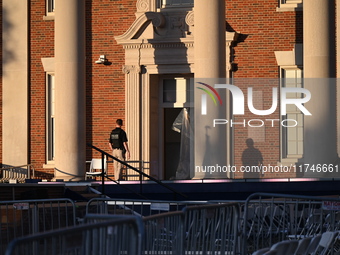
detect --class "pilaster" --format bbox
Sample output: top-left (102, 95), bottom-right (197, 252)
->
top-left (123, 65), bottom-right (142, 165)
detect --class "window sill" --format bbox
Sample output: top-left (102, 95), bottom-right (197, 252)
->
top-left (43, 163), bottom-right (55, 169)
top-left (43, 14), bottom-right (55, 21)
top-left (276, 4), bottom-right (302, 12)
top-left (278, 155), bottom-right (302, 165)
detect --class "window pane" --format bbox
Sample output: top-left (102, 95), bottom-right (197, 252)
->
top-left (282, 68), bottom-right (303, 157)
top-left (47, 0), bottom-right (55, 13)
top-left (161, 0), bottom-right (193, 7)
top-left (163, 79), bottom-right (177, 103)
top-left (47, 74), bottom-right (55, 161)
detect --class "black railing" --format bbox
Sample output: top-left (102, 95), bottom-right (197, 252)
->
top-left (87, 143), bottom-right (187, 200)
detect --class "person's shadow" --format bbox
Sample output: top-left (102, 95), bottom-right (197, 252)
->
top-left (241, 138), bottom-right (263, 179)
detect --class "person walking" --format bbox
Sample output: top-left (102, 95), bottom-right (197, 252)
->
top-left (109, 119), bottom-right (130, 180)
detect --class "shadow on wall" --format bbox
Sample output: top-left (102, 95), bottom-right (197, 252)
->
top-left (242, 138), bottom-right (264, 179)
top-left (2, 7), bottom-right (16, 76)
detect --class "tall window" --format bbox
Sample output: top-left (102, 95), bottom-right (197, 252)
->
top-left (47, 74), bottom-right (55, 162)
top-left (47, 0), bottom-right (55, 13)
top-left (281, 68), bottom-right (303, 158)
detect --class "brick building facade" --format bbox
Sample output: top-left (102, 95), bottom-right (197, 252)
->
top-left (1, 0), bottom-right (338, 181)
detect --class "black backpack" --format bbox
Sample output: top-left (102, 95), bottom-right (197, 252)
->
top-left (110, 129), bottom-right (123, 149)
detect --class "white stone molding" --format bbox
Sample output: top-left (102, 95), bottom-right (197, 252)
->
top-left (274, 44), bottom-right (303, 66)
top-left (141, 73), bottom-right (150, 173)
top-left (123, 65), bottom-right (141, 74)
top-left (136, 0), bottom-right (157, 15)
top-left (115, 12), bottom-right (165, 44)
top-left (185, 11), bottom-right (194, 35)
top-left (116, 6), bottom-right (238, 178)
top-left (41, 57), bottom-right (55, 72)
top-left (124, 65), bottom-right (142, 164)
top-left (185, 11), bottom-right (194, 26)
top-left (136, 0), bottom-right (150, 12)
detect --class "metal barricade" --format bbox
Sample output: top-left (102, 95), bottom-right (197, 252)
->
top-left (143, 211), bottom-right (185, 254)
top-left (0, 199), bottom-right (76, 254)
top-left (5, 216), bottom-right (142, 255)
top-left (86, 197), bottom-right (207, 217)
top-left (183, 202), bottom-right (241, 254)
top-left (85, 199), bottom-right (242, 253)
top-left (242, 193), bottom-right (340, 254)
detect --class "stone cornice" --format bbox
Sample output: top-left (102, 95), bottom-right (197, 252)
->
top-left (115, 12), bottom-right (165, 43)
top-left (118, 32), bottom-right (237, 48)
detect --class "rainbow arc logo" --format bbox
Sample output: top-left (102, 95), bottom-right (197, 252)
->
top-left (196, 82), bottom-right (222, 115)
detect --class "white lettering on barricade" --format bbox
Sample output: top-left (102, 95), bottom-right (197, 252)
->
top-left (150, 203), bottom-right (170, 211)
top-left (13, 203), bottom-right (29, 210)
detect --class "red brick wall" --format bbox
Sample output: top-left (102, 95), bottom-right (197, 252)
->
top-left (85, 0), bottom-right (136, 177)
top-left (30, 0), bottom-right (54, 179)
top-left (226, 0), bottom-right (303, 178)
top-left (227, 0), bottom-right (302, 78)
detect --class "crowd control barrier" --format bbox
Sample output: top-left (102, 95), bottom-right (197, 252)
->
top-left (0, 198), bottom-right (76, 254)
top-left (183, 202), bottom-right (241, 254)
top-left (143, 211), bottom-right (185, 254)
top-left (241, 193), bottom-right (340, 254)
top-left (5, 216), bottom-right (141, 255)
top-left (6, 193), bottom-right (340, 255)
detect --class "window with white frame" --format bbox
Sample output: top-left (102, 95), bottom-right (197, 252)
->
top-left (162, 77), bottom-right (190, 107)
top-left (278, 0), bottom-right (302, 11)
top-left (158, 0), bottom-right (193, 8)
top-left (281, 68), bottom-right (303, 158)
top-left (47, 0), bottom-right (55, 14)
top-left (47, 74), bottom-right (55, 162)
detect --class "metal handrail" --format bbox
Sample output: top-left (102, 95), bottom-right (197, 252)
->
top-left (105, 160), bottom-right (149, 181)
top-left (87, 143), bottom-right (187, 200)
top-left (0, 164), bottom-right (35, 180)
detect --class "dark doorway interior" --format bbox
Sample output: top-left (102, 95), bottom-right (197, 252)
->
top-left (164, 108), bottom-right (182, 180)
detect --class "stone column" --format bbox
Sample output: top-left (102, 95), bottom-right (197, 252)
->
top-left (337, 0), bottom-right (340, 157)
top-left (194, 0), bottom-right (227, 179)
top-left (304, 0), bottom-right (335, 78)
top-left (54, 0), bottom-right (86, 181)
top-left (2, 0), bottom-right (28, 168)
top-left (194, 0), bottom-right (226, 78)
top-left (303, 0), bottom-right (338, 176)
